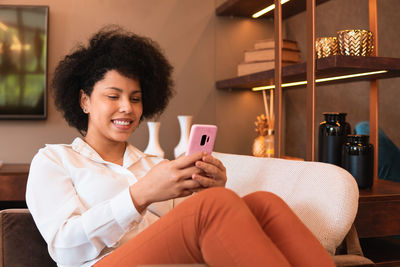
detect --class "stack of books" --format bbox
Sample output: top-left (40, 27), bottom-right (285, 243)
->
top-left (237, 39), bottom-right (301, 76)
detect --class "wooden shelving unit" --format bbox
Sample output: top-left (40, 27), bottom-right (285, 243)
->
top-left (216, 55), bottom-right (400, 89)
top-left (215, 0), bottom-right (395, 170)
top-left (215, 1), bottom-right (400, 264)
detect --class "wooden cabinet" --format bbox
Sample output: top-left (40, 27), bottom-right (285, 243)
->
top-left (0, 164), bottom-right (29, 209)
top-left (357, 179), bottom-right (400, 265)
top-left (357, 179), bottom-right (400, 239)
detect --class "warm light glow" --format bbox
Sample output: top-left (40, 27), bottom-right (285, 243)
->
top-left (0, 22), bottom-right (8, 32)
top-left (10, 35), bottom-right (30, 51)
top-left (251, 70), bottom-right (388, 91)
top-left (252, 0), bottom-right (291, 18)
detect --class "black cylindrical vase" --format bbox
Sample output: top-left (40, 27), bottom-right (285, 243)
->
top-left (342, 135), bottom-right (373, 189)
top-left (318, 112), bottom-right (351, 166)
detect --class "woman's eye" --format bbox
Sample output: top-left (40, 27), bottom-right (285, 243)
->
top-left (107, 95), bottom-right (119, 100)
top-left (131, 97), bottom-right (142, 102)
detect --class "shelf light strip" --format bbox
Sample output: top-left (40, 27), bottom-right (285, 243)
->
top-left (251, 70), bottom-right (388, 91)
top-left (252, 0), bottom-right (291, 18)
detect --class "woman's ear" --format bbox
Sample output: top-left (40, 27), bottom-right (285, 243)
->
top-left (80, 89), bottom-right (89, 114)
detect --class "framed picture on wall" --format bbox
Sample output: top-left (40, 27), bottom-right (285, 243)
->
top-left (0, 5), bottom-right (48, 119)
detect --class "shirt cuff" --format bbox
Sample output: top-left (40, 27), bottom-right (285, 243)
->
top-left (110, 188), bottom-right (143, 231)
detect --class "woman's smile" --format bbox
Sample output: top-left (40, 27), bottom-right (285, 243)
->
top-left (112, 118), bottom-right (134, 129)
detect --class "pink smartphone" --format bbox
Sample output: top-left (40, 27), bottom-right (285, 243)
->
top-left (185, 124), bottom-right (218, 156)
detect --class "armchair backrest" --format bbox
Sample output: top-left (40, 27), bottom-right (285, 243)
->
top-left (212, 152), bottom-right (359, 255)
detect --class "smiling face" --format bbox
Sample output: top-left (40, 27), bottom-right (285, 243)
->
top-left (80, 70), bottom-right (143, 147)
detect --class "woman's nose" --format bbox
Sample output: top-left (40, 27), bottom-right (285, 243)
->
top-left (119, 98), bottom-right (132, 113)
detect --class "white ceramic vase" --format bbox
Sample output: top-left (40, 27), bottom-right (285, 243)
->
top-left (144, 121), bottom-right (164, 158)
top-left (174, 115), bottom-right (193, 158)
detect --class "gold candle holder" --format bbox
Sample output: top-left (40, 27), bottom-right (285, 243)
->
top-left (337, 29), bottom-right (374, 56)
top-left (315, 37), bottom-right (338, 58)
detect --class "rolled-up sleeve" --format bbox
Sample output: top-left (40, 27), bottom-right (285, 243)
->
top-left (26, 150), bottom-right (143, 266)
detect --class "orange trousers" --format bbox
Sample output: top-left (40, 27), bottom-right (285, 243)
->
top-left (95, 187), bottom-right (334, 267)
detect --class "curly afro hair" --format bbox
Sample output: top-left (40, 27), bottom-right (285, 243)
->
top-left (52, 25), bottom-right (174, 135)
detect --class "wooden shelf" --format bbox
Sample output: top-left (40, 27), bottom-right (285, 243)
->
top-left (216, 0), bottom-right (331, 19)
top-left (216, 55), bottom-right (400, 90)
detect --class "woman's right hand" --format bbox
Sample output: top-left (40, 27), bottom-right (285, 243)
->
top-left (129, 152), bottom-right (205, 213)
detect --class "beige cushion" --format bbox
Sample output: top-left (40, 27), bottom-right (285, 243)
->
top-left (213, 152), bottom-right (359, 256)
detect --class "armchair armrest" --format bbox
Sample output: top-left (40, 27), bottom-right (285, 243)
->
top-left (0, 209), bottom-right (56, 267)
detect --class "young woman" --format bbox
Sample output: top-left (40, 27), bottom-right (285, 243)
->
top-left (26, 26), bottom-right (334, 267)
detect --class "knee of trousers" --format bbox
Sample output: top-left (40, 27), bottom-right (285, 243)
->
top-left (194, 187), bottom-right (243, 210)
top-left (243, 191), bottom-right (290, 211)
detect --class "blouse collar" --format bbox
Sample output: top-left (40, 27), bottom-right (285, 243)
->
top-left (71, 137), bottom-right (147, 168)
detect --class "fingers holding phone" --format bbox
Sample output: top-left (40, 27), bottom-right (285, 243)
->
top-left (130, 152), bottom-right (205, 209)
top-left (193, 154), bottom-right (227, 188)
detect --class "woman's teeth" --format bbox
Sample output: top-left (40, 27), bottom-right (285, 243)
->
top-left (113, 120), bottom-right (131, 126)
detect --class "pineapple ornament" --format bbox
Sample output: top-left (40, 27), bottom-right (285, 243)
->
top-left (252, 114), bottom-right (274, 157)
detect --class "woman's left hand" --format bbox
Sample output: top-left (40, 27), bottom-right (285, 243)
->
top-left (191, 153), bottom-right (227, 189)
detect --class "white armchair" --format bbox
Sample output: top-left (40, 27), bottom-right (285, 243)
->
top-left (212, 152), bottom-right (374, 266)
top-left (0, 153), bottom-right (374, 267)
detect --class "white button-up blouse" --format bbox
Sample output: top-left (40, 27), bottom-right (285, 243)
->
top-left (26, 137), bottom-right (173, 267)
